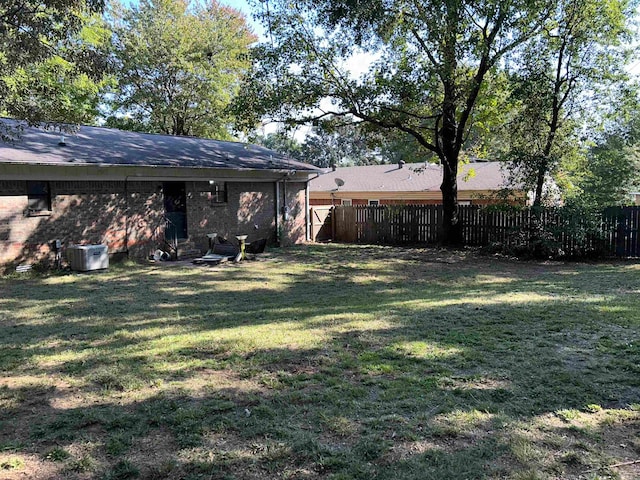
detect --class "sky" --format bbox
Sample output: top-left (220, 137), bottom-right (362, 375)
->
top-left (116, 0), bottom-right (640, 139)
top-left (118, 1), bottom-right (640, 77)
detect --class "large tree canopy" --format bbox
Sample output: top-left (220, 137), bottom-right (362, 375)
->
top-left (496, 0), bottom-right (634, 206)
top-left (0, 0), bottom-right (107, 136)
top-left (106, 0), bottom-right (256, 139)
top-left (576, 92), bottom-right (640, 208)
top-left (236, 0), bottom-right (553, 244)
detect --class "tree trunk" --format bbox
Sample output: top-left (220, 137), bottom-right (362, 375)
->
top-left (439, 95), bottom-right (463, 246)
top-left (533, 161), bottom-right (547, 207)
top-left (440, 155), bottom-right (462, 245)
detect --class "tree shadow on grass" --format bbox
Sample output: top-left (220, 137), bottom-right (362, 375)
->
top-left (0, 245), bottom-right (638, 478)
top-left (0, 346), bottom-right (519, 479)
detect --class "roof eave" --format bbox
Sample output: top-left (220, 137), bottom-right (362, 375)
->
top-left (0, 161), bottom-right (317, 182)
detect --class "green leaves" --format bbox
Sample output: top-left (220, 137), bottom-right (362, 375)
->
top-left (236, 0), bottom-right (574, 243)
top-left (0, 1), bottom-right (110, 130)
top-left (494, 0), bottom-right (635, 206)
top-left (105, 0), bottom-right (256, 139)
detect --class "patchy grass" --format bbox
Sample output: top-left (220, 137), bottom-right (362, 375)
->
top-left (0, 244), bottom-right (639, 479)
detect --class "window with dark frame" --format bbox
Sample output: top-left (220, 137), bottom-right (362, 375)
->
top-left (27, 181), bottom-right (52, 214)
top-left (209, 182), bottom-right (227, 204)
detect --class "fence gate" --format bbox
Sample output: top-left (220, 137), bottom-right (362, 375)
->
top-left (309, 206), bottom-right (334, 242)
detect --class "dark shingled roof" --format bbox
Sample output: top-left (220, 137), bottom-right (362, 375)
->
top-left (0, 119), bottom-right (317, 171)
top-left (310, 162), bottom-right (516, 192)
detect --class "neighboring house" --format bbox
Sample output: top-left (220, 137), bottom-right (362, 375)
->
top-left (631, 191), bottom-right (640, 206)
top-left (0, 120), bottom-right (318, 270)
top-left (309, 161), bottom-right (527, 206)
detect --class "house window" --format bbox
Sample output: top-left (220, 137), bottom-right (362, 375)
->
top-left (459, 201), bottom-right (471, 206)
top-left (368, 199), bottom-right (379, 206)
top-left (342, 199), bottom-right (352, 206)
top-left (208, 182), bottom-right (227, 204)
top-left (27, 181), bottom-right (51, 215)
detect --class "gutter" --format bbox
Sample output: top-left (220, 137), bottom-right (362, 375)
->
top-left (124, 176), bottom-right (130, 256)
top-left (305, 173), bottom-right (321, 241)
top-left (0, 162), bottom-right (317, 183)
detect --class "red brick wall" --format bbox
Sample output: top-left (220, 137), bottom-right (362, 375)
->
top-left (281, 181), bottom-right (307, 246)
top-left (181, 180), bottom-right (307, 252)
top-left (310, 198), bottom-right (334, 206)
top-left (1, 178), bottom-right (309, 270)
top-left (186, 181), bottom-right (279, 252)
top-left (0, 180), bottom-right (164, 270)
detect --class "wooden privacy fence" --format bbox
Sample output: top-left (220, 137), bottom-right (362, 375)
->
top-left (323, 204), bottom-right (640, 257)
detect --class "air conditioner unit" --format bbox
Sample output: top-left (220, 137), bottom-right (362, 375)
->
top-left (66, 244), bottom-right (109, 272)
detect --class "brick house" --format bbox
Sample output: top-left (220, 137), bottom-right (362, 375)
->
top-left (0, 121), bottom-right (318, 270)
top-left (309, 161), bottom-right (528, 206)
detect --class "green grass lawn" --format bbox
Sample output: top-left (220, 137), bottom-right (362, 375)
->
top-left (0, 244), bottom-right (639, 480)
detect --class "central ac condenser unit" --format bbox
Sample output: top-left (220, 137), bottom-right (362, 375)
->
top-left (66, 244), bottom-right (109, 272)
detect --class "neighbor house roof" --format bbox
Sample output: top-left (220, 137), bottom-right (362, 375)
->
top-left (310, 162), bottom-right (516, 193)
top-left (0, 119), bottom-right (317, 172)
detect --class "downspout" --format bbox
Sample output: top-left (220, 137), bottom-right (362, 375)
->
top-left (282, 178), bottom-right (288, 245)
top-left (124, 175), bottom-right (130, 256)
top-left (275, 180), bottom-right (281, 245)
top-left (305, 181), bottom-right (310, 242)
top-left (282, 177), bottom-right (287, 218)
top-left (305, 173), bottom-right (320, 242)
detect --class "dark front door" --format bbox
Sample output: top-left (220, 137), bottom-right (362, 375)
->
top-left (163, 182), bottom-right (188, 240)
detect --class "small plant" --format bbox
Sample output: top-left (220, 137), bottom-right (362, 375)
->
top-left (512, 470), bottom-right (544, 480)
top-left (322, 415), bottom-right (358, 437)
top-left (66, 454), bottom-right (97, 473)
top-left (104, 459), bottom-right (139, 480)
top-left (105, 435), bottom-right (131, 457)
top-left (90, 368), bottom-right (142, 392)
top-left (513, 470), bottom-right (544, 480)
top-left (583, 404), bottom-right (603, 413)
top-left (1, 457), bottom-right (24, 470)
top-left (511, 437), bottom-right (542, 464)
top-left (353, 435), bottom-right (390, 461)
top-left (147, 460), bottom-right (177, 477)
top-left (44, 446), bottom-right (71, 462)
top-left (555, 409), bottom-right (581, 422)
top-left (0, 440), bottom-right (24, 452)
top-left (559, 451), bottom-right (584, 466)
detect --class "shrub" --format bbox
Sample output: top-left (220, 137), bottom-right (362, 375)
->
top-left (484, 204), bottom-right (609, 259)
